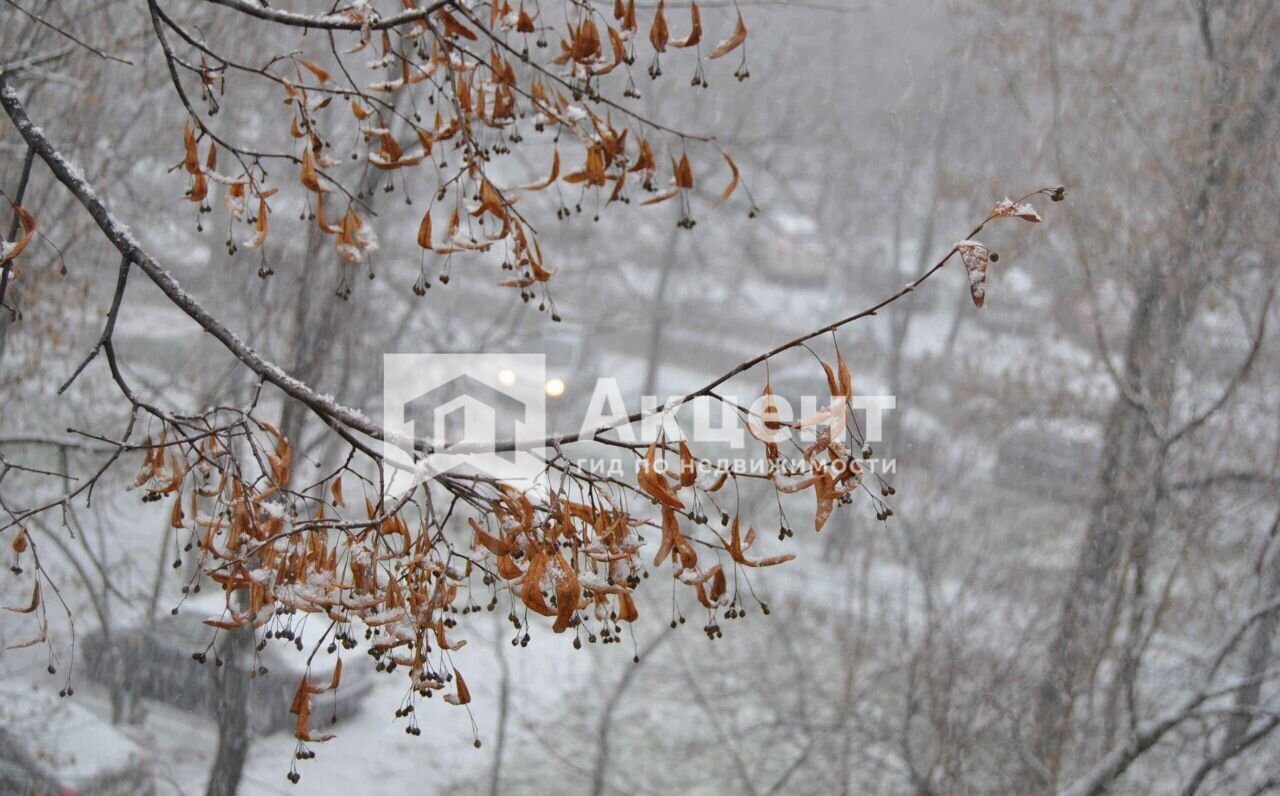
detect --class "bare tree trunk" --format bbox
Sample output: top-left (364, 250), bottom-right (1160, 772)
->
top-left (1029, 242), bottom-right (1203, 786)
top-left (206, 622), bottom-right (253, 796)
top-left (1222, 509), bottom-right (1280, 748)
top-left (488, 614), bottom-right (511, 796)
top-left (590, 629), bottom-right (672, 796)
top-left (1030, 38), bottom-right (1280, 787)
top-left (202, 226), bottom-right (344, 796)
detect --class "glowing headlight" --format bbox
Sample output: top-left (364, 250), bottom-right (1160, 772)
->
top-left (497, 368), bottom-right (516, 387)
top-left (544, 378), bottom-right (566, 397)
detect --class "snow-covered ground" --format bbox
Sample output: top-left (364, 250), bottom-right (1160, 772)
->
top-left (2, 610), bottom-right (594, 795)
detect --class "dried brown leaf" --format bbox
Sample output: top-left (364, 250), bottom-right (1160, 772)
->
top-left (669, 2), bottom-right (701, 48)
top-left (0, 204), bottom-right (36, 265)
top-left (709, 12), bottom-right (747, 59)
top-left (714, 151), bottom-right (739, 207)
top-left (649, 0), bottom-right (669, 52)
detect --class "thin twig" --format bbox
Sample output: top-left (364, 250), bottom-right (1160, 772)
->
top-left (1, 0), bottom-right (134, 65)
top-left (58, 254), bottom-right (131, 394)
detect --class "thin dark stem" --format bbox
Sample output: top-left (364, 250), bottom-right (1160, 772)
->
top-left (58, 254), bottom-right (131, 394)
top-left (501, 194), bottom-right (1049, 453)
top-left (0, 144), bottom-right (35, 311)
top-left (1, 0), bottom-right (134, 65)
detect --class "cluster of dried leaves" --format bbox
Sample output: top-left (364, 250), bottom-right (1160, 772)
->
top-left (164, 0), bottom-right (751, 304)
top-left (4, 338), bottom-right (889, 761)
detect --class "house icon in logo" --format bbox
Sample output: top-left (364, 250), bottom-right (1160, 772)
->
top-left (382, 353), bottom-right (548, 493)
top-left (402, 374), bottom-right (529, 462)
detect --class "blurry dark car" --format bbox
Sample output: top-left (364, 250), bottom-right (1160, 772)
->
top-left (0, 692), bottom-right (157, 795)
top-left (80, 609), bottom-right (373, 735)
top-left (0, 735), bottom-right (67, 796)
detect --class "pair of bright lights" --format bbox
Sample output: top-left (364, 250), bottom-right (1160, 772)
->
top-left (497, 368), bottom-right (565, 397)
